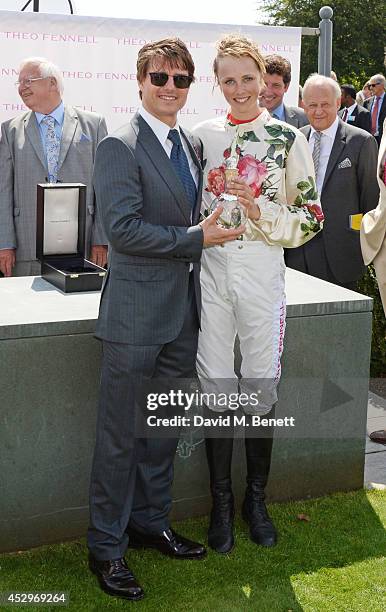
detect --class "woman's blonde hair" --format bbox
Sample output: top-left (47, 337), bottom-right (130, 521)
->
top-left (213, 34), bottom-right (266, 84)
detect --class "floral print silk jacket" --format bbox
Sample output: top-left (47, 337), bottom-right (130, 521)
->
top-left (192, 108), bottom-right (324, 247)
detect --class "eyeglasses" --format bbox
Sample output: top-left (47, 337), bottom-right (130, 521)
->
top-left (148, 72), bottom-right (193, 89)
top-left (368, 82), bottom-right (382, 88)
top-left (15, 76), bottom-right (47, 87)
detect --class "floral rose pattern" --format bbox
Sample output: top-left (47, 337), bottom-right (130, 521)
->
top-left (204, 119), bottom-right (323, 239)
top-left (206, 166), bottom-right (226, 197)
top-left (306, 203), bottom-right (324, 223)
top-left (238, 155), bottom-right (268, 198)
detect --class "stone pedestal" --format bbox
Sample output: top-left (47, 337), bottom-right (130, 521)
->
top-left (0, 272), bottom-right (372, 552)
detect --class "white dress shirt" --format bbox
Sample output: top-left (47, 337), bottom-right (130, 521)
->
top-left (139, 106), bottom-right (199, 186)
top-left (309, 116), bottom-right (339, 194)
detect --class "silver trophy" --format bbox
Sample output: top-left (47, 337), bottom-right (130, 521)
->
top-left (210, 155), bottom-right (247, 229)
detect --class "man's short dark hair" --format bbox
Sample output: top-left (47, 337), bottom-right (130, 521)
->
top-left (137, 38), bottom-right (195, 83)
top-left (264, 54), bottom-right (291, 85)
top-left (341, 84), bottom-right (357, 99)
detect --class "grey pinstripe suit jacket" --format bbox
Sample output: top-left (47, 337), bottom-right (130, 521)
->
top-left (0, 105), bottom-right (108, 262)
top-left (94, 113), bottom-right (204, 346)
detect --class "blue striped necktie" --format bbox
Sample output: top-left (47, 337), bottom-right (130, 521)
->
top-left (168, 129), bottom-right (197, 209)
top-left (42, 115), bottom-right (60, 183)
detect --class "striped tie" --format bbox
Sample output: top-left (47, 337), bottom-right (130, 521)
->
top-left (42, 115), bottom-right (60, 183)
top-left (312, 131), bottom-right (322, 180)
top-left (371, 97), bottom-right (380, 135)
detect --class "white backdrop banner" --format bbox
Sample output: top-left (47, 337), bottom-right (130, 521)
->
top-left (0, 10), bottom-right (302, 131)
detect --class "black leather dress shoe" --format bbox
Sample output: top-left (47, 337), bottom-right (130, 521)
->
top-left (89, 554), bottom-right (144, 600)
top-left (369, 429), bottom-right (386, 444)
top-left (127, 526), bottom-right (207, 560)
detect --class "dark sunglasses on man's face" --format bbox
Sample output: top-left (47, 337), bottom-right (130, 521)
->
top-left (369, 82), bottom-right (381, 88)
top-left (148, 72), bottom-right (193, 89)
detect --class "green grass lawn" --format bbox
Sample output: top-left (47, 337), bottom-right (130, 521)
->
top-left (1, 490), bottom-right (386, 611)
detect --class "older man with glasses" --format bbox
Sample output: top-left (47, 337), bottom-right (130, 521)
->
top-left (364, 74), bottom-right (386, 145)
top-left (0, 56), bottom-right (109, 277)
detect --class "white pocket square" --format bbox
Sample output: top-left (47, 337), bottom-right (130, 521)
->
top-left (338, 158), bottom-right (352, 169)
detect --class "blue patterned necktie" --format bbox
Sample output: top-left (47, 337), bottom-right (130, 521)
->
top-left (42, 115), bottom-right (60, 183)
top-left (168, 129), bottom-right (197, 209)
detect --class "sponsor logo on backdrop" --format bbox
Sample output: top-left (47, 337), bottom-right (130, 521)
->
top-left (95, 73), bottom-right (137, 80)
top-left (116, 37), bottom-right (201, 48)
top-left (0, 12), bottom-right (302, 130)
top-left (1, 68), bottom-right (18, 77)
top-left (74, 105), bottom-right (96, 112)
top-left (2, 32), bottom-right (98, 44)
top-left (1, 103), bottom-right (29, 111)
top-left (62, 71), bottom-right (93, 79)
top-left (113, 106), bottom-right (139, 114)
top-left (197, 76), bottom-right (216, 84)
top-left (260, 43), bottom-right (294, 52)
top-left (179, 108), bottom-right (198, 115)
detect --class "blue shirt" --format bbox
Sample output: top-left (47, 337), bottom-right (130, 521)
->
top-left (271, 102), bottom-right (285, 121)
top-left (35, 101), bottom-right (65, 153)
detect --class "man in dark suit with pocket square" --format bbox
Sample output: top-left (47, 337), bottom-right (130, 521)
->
top-left (285, 74), bottom-right (379, 289)
top-left (87, 38), bottom-right (243, 601)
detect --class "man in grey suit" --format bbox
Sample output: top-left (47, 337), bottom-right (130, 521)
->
top-left (0, 57), bottom-right (108, 277)
top-left (364, 73), bottom-right (386, 146)
top-left (259, 54), bottom-right (309, 128)
top-left (285, 74), bottom-right (379, 289)
top-left (87, 38), bottom-right (243, 601)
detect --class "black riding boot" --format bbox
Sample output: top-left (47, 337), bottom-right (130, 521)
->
top-left (205, 436), bottom-right (235, 554)
top-left (242, 430), bottom-right (277, 547)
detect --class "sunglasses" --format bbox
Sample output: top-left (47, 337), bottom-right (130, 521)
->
top-left (148, 72), bottom-right (193, 89)
top-left (369, 82), bottom-right (382, 88)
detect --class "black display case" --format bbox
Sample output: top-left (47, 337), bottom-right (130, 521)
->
top-left (36, 183), bottom-right (106, 293)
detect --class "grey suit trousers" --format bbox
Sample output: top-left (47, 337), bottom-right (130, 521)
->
top-left (88, 276), bottom-right (198, 560)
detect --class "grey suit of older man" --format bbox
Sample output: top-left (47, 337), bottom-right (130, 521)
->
top-left (87, 112), bottom-right (204, 560)
top-left (0, 106), bottom-right (107, 274)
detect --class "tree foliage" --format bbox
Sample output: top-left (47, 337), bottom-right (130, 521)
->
top-left (261, 0), bottom-right (386, 88)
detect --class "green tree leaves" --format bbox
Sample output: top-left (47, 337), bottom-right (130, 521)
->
top-left (261, 0), bottom-right (386, 87)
